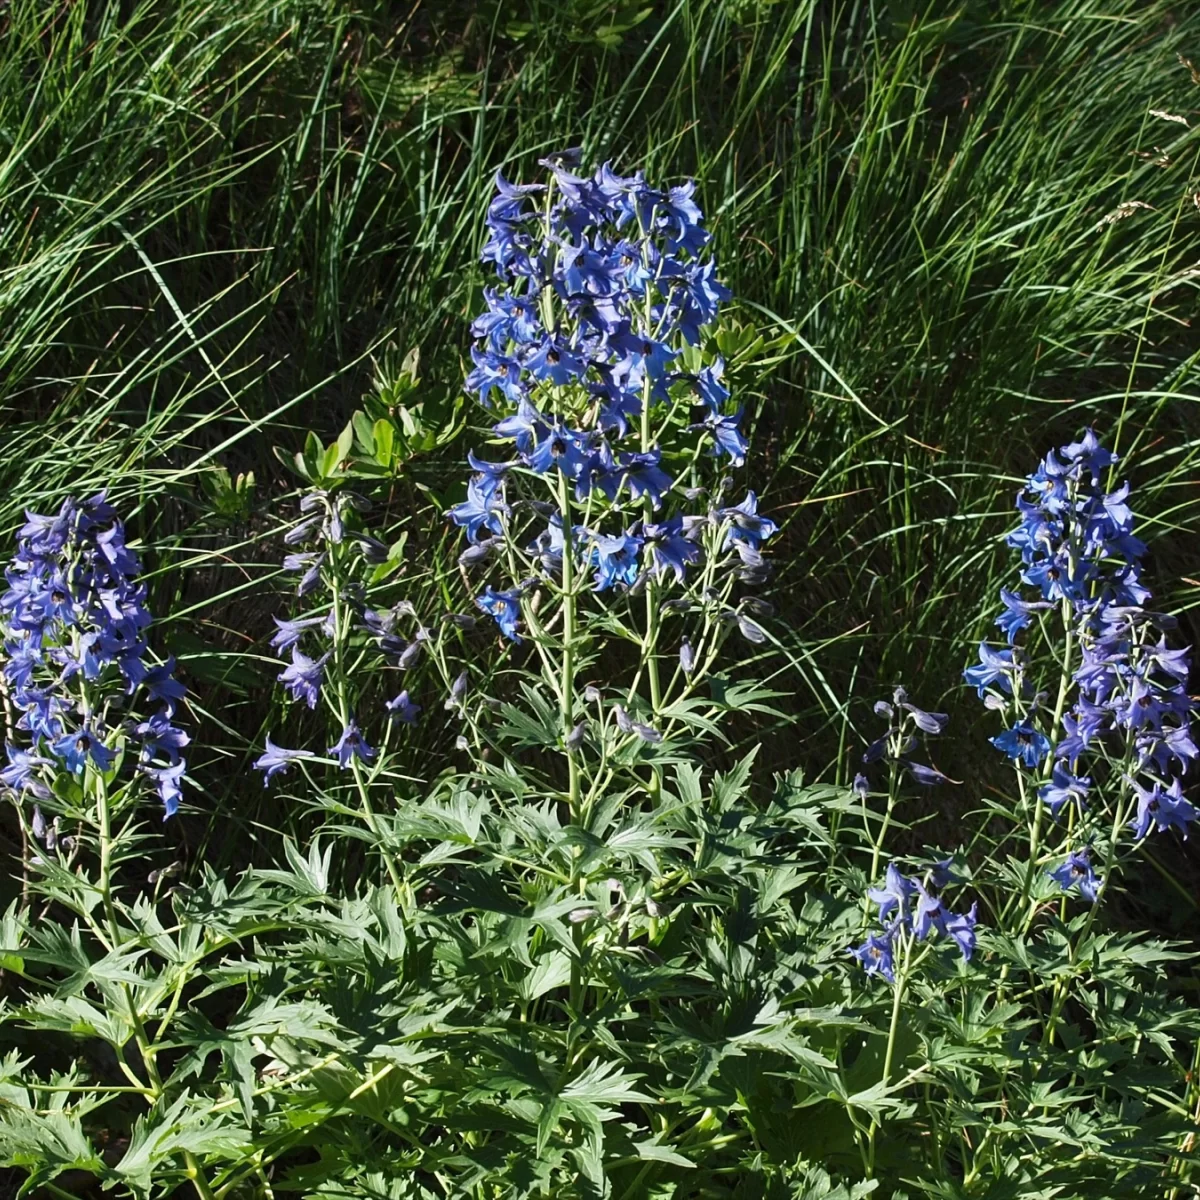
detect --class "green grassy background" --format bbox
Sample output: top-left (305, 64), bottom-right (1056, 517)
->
top-left (1, 0), bottom-right (1198, 920)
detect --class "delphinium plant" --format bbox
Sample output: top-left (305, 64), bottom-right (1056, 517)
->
top-left (935, 430), bottom-right (1200, 1192)
top-left (252, 485), bottom-right (430, 869)
top-left (965, 430), bottom-right (1196, 921)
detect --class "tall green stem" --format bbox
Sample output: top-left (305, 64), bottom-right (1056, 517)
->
top-left (327, 546), bottom-right (405, 899)
top-left (866, 931), bottom-right (911, 1177)
top-left (556, 471), bottom-right (581, 820)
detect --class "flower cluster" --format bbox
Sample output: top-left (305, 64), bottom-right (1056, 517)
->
top-left (965, 430), bottom-right (1197, 899)
top-left (857, 685), bottom-right (952, 790)
top-left (0, 494), bottom-right (187, 817)
top-left (449, 154), bottom-right (777, 642)
top-left (255, 490), bottom-right (424, 784)
top-left (851, 861), bottom-right (977, 983)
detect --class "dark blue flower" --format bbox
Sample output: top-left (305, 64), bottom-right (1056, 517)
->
top-left (995, 588), bottom-right (1048, 642)
top-left (990, 722), bottom-right (1051, 768)
top-left (523, 336), bottom-right (587, 387)
top-left (1130, 777), bottom-right (1196, 840)
top-left (701, 409), bottom-right (747, 466)
top-left (51, 726), bottom-right (115, 775)
top-left (912, 881), bottom-right (948, 941)
top-left (253, 737), bottom-right (315, 785)
top-left (1, 744), bottom-right (52, 797)
top-left (278, 647), bottom-right (329, 710)
top-left (719, 492), bottom-right (777, 551)
top-left (1038, 764), bottom-right (1090, 819)
top-left (142, 657), bottom-right (184, 710)
top-left (590, 530), bottom-right (643, 591)
top-left (644, 516), bottom-right (701, 583)
top-left (270, 615), bottom-right (326, 654)
top-left (329, 720), bottom-right (375, 769)
top-left (465, 346), bottom-right (525, 406)
top-left (447, 475), bottom-right (509, 543)
top-left (492, 398), bottom-right (546, 454)
top-left (904, 761), bottom-right (951, 786)
top-left (944, 903), bottom-right (978, 961)
top-left (135, 713), bottom-right (190, 764)
top-left (142, 760), bottom-right (186, 818)
top-left (1049, 848), bottom-right (1102, 903)
top-left (866, 864), bottom-right (915, 923)
top-left (476, 586), bottom-right (523, 643)
top-left (850, 930), bottom-right (896, 983)
top-left (598, 450), bottom-right (673, 510)
top-left (386, 690), bottom-right (422, 724)
top-left (526, 424), bottom-right (592, 477)
top-left (899, 695), bottom-right (948, 735)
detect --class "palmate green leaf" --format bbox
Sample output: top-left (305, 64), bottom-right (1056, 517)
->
top-left (113, 1094), bottom-right (252, 1197)
top-left (633, 1138), bottom-right (695, 1169)
top-left (671, 761), bottom-right (704, 807)
top-left (518, 950), bottom-right (573, 1001)
top-left (711, 747), bottom-right (759, 811)
top-left (559, 1058), bottom-right (652, 1106)
top-left (394, 790), bottom-right (488, 845)
top-left (256, 837), bottom-right (334, 897)
top-left (20, 993), bottom-right (133, 1045)
top-left (0, 1103), bottom-right (106, 1196)
top-left (603, 821), bottom-right (688, 872)
top-left (658, 697), bottom-right (730, 742)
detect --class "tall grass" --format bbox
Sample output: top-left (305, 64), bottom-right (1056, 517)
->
top-left (0, 0), bottom-right (1197, 894)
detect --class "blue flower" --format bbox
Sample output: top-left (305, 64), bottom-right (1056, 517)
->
top-left (447, 474), bottom-right (509, 543)
top-left (1, 744), bottom-right (52, 797)
top-left (679, 638), bottom-right (696, 675)
top-left (135, 713), bottom-right (190, 764)
top-left (598, 450), bottom-right (674, 510)
top-left (615, 330), bottom-right (676, 383)
top-left (278, 647), bottom-right (329, 710)
top-left (51, 726), bottom-right (115, 775)
top-left (329, 720), bottom-right (375, 769)
top-left (465, 347), bottom-right (524, 406)
top-left (904, 761), bottom-right (951, 786)
top-left (525, 424), bottom-right (592, 477)
top-left (849, 930), bottom-right (896, 984)
top-left (719, 492), bottom-right (777, 550)
top-left (990, 722), bottom-right (1051, 768)
top-left (866, 864), bottom-right (915, 923)
top-left (643, 516), bottom-right (701, 583)
top-left (254, 736), bottom-right (315, 785)
top-left (944, 903), bottom-right (978, 961)
top-left (701, 409), bottom-right (747, 466)
top-left (523, 336), bottom-right (586, 387)
top-left (1049, 848), bottom-right (1102, 903)
top-left (663, 181), bottom-right (710, 251)
top-left (142, 760), bottom-right (186, 818)
top-left (912, 881), bottom-right (948, 941)
top-left (144, 659), bottom-right (185, 713)
top-left (270, 615), bottom-right (326, 654)
top-left (1130, 777), bottom-right (1197, 840)
top-left (1062, 428), bottom-right (1116, 476)
top-left (492, 398), bottom-right (546, 453)
top-left (1038, 764), bottom-right (1090, 819)
top-left (590, 530), bottom-right (643, 591)
top-left (476, 586), bottom-right (523, 643)
top-left (896, 692), bottom-right (948, 734)
top-left (386, 690), bottom-right (422, 724)
top-left (995, 588), bottom-right (1047, 642)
